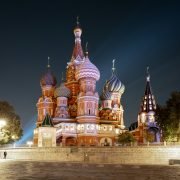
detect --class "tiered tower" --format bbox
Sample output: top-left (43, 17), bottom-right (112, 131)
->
top-left (36, 59), bottom-right (57, 127)
top-left (129, 67), bottom-right (160, 143)
top-left (138, 67), bottom-right (156, 125)
top-left (137, 67), bottom-right (160, 142)
top-left (54, 75), bottom-right (71, 120)
top-left (75, 46), bottom-right (100, 146)
top-left (65, 18), bottom-right (84, 118)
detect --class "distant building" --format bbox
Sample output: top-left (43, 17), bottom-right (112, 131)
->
top-left (129, 67), bottom-right (160, 143)
top-left (33, 20), bottom-right (125, 147)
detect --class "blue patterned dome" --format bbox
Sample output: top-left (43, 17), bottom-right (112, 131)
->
top-left (40, 68), bottom-right (57, 87)
top-left (106, 74), bottom-right (125, 94)
top-left (101, 90), bottom-right (112, 100)
top-left (54, 82), bottom-right (71, 98)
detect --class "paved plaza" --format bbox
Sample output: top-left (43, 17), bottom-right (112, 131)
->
top-left (0, 160), bottom-right (180, 180)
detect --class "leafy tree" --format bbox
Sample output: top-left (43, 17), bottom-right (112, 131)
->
top-left (118, 132), bottom-right (136, 145)
top-left (144, 131), bottom-right (155, 142)
top-left (156, 92), bottom-right (180, 142)
top-left (0, 101), bottom-right (23, 144)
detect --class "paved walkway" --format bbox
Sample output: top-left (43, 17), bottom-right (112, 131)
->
top-left (0, 159), bottom-right (180, 180)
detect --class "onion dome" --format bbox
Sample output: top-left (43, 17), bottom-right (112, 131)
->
top-left (40, 57), bottom-right (57, 87)
top-left (100, 81), bottom-right (112, 100)
top-left (54, 82), bottom-right (71, 98)
top-left (54, 74), bottom-right (71, 98)
top-left (106, 60), bottom-right (125, 94)
top-left (107, 74), bottom-right (125, 93)
top-left (75, 46), bottom-right (100, 81)
top-left (101, 90), bottom-right (112, 100)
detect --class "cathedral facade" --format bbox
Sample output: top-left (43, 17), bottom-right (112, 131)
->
top-left (33, 21), bottom-right (125, 147)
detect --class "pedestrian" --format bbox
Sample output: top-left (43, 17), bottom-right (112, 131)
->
top-left (4, 151), bottom-right (7, 159)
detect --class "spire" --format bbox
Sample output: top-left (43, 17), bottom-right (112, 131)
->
top-left (140, 67), bottom-right (156, 113)
top-left (61, 72), bottom-right (64, 82)
top-left (76, 16), bottom-right (80, 27)
top-left (145, 66), bottom-right (152, 96)
top-left (112, 59), bottom-right (116, 73)
top-left (85, 42), bottom-right (88, 57)
top-left (71, 17), bottom-right (84, 62)
top-left (47, 56), bottom-right (50, 68)
top-left (146, 66), bottom-right (150, 82)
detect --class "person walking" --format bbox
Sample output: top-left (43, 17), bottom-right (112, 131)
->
top-left (4, 151), bottom-right (7, 159)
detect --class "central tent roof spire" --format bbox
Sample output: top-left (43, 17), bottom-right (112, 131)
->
top-left (76, 16), bottom-right (79, 26)
top-left (71, 16), bottom-right (84, 62)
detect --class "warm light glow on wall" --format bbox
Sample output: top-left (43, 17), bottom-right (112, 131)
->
top-left (141, 113), bottom-right (146, 123)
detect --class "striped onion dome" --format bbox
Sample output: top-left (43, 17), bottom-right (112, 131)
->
top-left (75, 52), bottom-right (100, 81)
top-left (54, 82), bottom-right (71, 98)
top-left (106, 73), bottom-right (125, 94)
top-left (101, 90), bottom-right (112, 100)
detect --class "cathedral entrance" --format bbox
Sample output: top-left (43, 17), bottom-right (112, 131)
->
top-left (65, 137), bottom-right (77, 146)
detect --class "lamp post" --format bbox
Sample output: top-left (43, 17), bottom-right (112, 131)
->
top-left (0, 119), bottom-right (6, 128)
top-left (27, 141), bottom-right (33, 147)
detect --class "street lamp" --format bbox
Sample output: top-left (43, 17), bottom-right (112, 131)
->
top-left (27, 141), bottom-right (33, 147)
top-left (0, 119), bottom-right (6, 128)
top-left (0, 119), bottom-right (6, 141)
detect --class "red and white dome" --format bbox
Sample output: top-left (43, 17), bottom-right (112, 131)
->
top-left (75, 53), bottom-right (100, 81)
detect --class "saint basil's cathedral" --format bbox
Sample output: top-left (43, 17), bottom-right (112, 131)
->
top-left (33, 20), bottom-right (160, 147)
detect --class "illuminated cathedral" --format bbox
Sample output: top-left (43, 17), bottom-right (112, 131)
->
top-left (33, 20), bottom-right (126, 147)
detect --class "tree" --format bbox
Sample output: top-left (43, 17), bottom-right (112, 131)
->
top-left (118, 132), bottom-right (136, 145)
top-left (0, 101), bottom-right (23, 144)
top-left (156, 92), bottom-right (180, 142)
top-left (144, 131), bottom-right (155, 143)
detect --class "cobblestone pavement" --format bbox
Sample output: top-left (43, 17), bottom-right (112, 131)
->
top-left (0, 160), bottom-right (180, 180)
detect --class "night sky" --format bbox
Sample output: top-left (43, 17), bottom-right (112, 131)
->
top-left (0, 1), bottom-right (180, 143)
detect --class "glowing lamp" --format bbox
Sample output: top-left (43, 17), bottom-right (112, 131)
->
top-left (27, 141), bottom-right (33, 147)
top-left (0, 119), bottom-right (6, 128)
